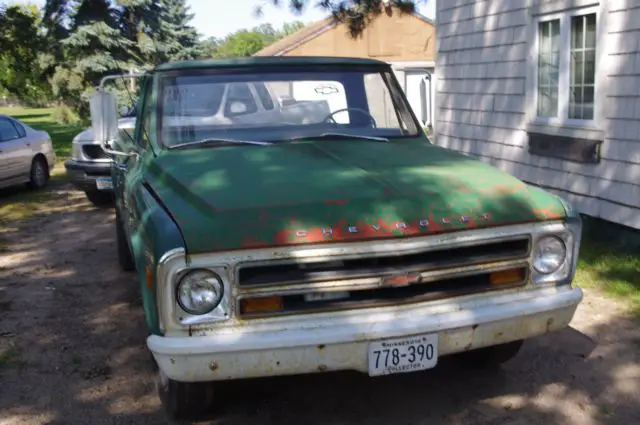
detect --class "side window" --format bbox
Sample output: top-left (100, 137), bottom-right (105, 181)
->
top-left (10, 120), bottom-right (26, 138)
top-left (224, 83), bottom-right (258, 117)
top-left (0, 118), bottom-right (20, 142)
top-left (253, 83), bottom-right (275, 111)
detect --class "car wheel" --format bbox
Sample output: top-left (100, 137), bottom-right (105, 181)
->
top-left (116, 208), bottom-right (135, 272)
top-left (27, 156), bottom-right (49, 189)
top-left (156, 369), bottom-right (216, 421)
top-left (85, 190), bottom-right (115, 208)
top-left (455, 340), bottom-right (524, 368)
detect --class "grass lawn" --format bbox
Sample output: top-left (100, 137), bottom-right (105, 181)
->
top-left (577, 234), bottom-right (640, 316)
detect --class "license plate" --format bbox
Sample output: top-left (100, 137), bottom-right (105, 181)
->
top-left (368, 333), bottom-right (438, 376)
top-left (95, 177), bottom-right (113, 190)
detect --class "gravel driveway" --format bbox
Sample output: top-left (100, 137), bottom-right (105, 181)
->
top-left (1, 184), bottom-right (639, 425)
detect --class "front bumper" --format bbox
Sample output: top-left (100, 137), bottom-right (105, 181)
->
top-left (148, 285), bottom-right (583, 382)
top-left (64, 159), bottom-right (113, 192)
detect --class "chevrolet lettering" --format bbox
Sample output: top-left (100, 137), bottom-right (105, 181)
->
top-left (91, 56), bottom-right (583, 420)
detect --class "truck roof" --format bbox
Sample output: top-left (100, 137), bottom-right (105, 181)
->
top-left (154, 56), bottom-right (390, 72)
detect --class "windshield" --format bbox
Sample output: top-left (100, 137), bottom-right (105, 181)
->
top-left (158, 68), bottom-right (420, 147)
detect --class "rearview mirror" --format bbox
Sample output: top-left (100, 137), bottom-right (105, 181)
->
top-left (89, 90), bottom-right (128, 157)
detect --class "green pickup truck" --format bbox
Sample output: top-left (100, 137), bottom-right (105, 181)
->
top-left (89, 56), bottom-right (583, 420)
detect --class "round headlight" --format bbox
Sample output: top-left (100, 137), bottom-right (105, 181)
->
top-left (533, 236), bottom-right (567, 274)
top-left (176, 270), bottom-right (224, 315)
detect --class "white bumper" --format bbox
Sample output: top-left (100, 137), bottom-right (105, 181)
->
top-left (148, 286), bottom-right (583, 382)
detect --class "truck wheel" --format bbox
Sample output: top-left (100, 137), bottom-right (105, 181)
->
top-left (27, 156), bottom-right (49, 189)
top-left (456, 340), bottom-right (524, 368)
top-left (85, 190), bottom-right (114, 208)
top-left (156, 370), bottom-right (215, 421)
top-left (116, 209), bottom-right (135, 272)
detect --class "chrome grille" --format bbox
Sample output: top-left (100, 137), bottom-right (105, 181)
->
top-left (235, 236), bottom-right (532, 318)
top-left (82, 145), bottom-right (111, 160)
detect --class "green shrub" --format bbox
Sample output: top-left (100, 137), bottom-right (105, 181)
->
top-left (51, 104), bottom-right (82, 125)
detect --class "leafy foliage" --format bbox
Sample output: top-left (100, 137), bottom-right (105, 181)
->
top-left (263, 0), bottom-right (422, 36)
top-left (50, 0), bottom-right (136, 116)
top-left (0, 4), bottom-right (50, 105)
top-left (202, 21), bottom-right (305, 58)
top-left (159, 0), bottom-right (201, 61)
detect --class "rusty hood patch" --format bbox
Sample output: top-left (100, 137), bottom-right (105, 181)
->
top-left (145, 138), bottom-right (566, 254)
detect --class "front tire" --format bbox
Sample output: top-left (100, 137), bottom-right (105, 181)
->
top-left (116, 209), bottom-right (135, 272)
top-left (156, 370), bottom-right (216, 421)
top-left (85, 190), bottom-right (115, 208)
top-left (455, 340), bottom-right (524, 368)
top-left (27, 156), bottom-right (49, 189)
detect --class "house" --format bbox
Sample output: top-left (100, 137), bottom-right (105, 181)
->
top-left (254, 6), bottom-right (437, 129)
top-left (434, 0), bottom-right (640, 230)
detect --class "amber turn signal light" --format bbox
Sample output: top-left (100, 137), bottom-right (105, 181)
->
top-left (240, 296), bottom-right (284, 314)
top-left (489, 268), bottom-right (525, 285)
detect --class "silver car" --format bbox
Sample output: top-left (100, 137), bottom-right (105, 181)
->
top-left (64, 115), bottom-right (136, 207)
top-left (0, 114), bottom-right (56, 190)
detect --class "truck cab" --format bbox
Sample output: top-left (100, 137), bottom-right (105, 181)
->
top-left (89, 57), bottom-right (583, 421)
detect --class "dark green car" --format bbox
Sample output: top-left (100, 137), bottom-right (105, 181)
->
top-left (89, 57), bottom-right (583, 420)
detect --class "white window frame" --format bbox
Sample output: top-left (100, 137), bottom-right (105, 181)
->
top-left (531, 5), bottom-right (600, 128)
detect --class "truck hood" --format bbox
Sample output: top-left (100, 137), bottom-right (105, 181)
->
top-left (145, 138), bottom-right (566, 254)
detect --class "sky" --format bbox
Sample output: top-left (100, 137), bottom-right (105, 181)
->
top-left (8, 0), bottom-right (436, 39)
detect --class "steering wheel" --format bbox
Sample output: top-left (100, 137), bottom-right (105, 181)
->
top-left (323, 108), bottom-right (377, 128)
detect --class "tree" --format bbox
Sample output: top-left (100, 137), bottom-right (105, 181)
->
top-left (200, 36), bottom-right (222, 58)
top-left (0, 4), bottom-right (50, 104)
top-left (261, 0), bottom-right (423, 36)
top-left (157, 0), bottom-right (201, 62)
top-left (41, 0), bottom-right (72, 82)
top-left (116, 0), bottom-right (164, 66)
top-left (252, 21), bottom-right (304, 44)
top-left (52, 0), bottom-right (135, 114)
top-left (204, 21), bottom-right (306, 58)
top-left (215, 30), bottom-right (267, 57)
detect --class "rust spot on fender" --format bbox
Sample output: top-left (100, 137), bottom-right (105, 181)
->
top-left (533, 208), bottom-right (564, 220)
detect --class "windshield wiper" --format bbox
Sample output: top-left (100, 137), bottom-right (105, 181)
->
top-left (168, 138), bottom-right (272, 150)
top-left (283, 132), bottom-right (389, 143)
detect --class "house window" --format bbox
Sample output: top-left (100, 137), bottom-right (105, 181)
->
top-left (570, 13), bottom-right (596, 120)
top-left (534, 8), bottom-right (598, 125)
top-left (537, 19), bottom-right (560, 117)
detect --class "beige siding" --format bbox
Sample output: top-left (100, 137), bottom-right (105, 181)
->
top-left (435, 0), bottom-right (640, 229)
top-left (282, 11), bottom-right (436, 63)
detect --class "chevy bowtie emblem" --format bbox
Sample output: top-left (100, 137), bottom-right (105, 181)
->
top-left (380, 273), bottom-right (422, 287)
